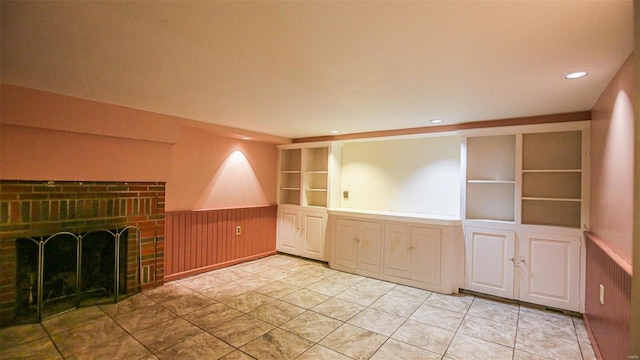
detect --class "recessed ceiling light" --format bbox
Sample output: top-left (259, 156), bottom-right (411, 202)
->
top-left (564, 71), bottom-right (588, 79)
top-left (330, 130), bottom-right (340, 134)
top-left (429, 119), bottom-right (443, 124)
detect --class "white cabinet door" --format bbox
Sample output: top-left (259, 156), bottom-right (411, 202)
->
top-left (411, 227), bottom-right (441, 285)
top-left (334, 219), bottom-right (358, 269)
top-left (300, 211), bottom-right (327, 261)
top-left (518, 232), bottom-right (581, 312)
top-left (356, 221), bottom-right (382, 274)
top-left (277, 209), bottom-right (299, 255)
top-left (464, 227), bottom-right (515, 298)
top-left (383, 224), bottom-right (411, 278)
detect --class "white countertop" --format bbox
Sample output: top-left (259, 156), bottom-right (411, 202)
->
top-left (327, 208), bottom-right (461, 226)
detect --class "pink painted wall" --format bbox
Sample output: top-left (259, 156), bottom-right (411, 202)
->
top-left (590, 54), bottom-right (635, 265)
top-left (166, 127), bottom-right (278, 211)
top-left (0, 84), bottom-right (282, 210)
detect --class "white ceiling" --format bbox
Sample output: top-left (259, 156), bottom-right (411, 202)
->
top-left (1, 1), bottom-right (633, 139)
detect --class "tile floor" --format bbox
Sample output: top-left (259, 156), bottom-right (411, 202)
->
top-left (1, 254), bottom-right (597, 359)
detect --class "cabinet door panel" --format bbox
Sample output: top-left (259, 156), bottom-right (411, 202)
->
top-left (277, 210), bottom-right (299, 255)
top-left (383, 225), bottom-right (411, 278)
top-left (357, 222), bottom-right (382, 274)
top-left (464, 227), bottom-right (515, 298)
top-left (300, 212), bottom-right (327, 260)
top-left (519, 233), bottom-right (580, 311)
top-left (411, 227), bottom-right (441, 285)
top-left (334, 219), bottom-right (358, 269)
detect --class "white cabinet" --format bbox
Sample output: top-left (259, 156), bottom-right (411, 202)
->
top-left (518, 232), bottom-right (581, 311)
top-left (461, 122), bottom-right (589, 312)
top-left (464, 226), bottom-right (582, 312)
top-left (276, 142), bottom-right (342, 261)
top-left (464, 227), bottom-right (515, 299)
top-left (334, 219), bottom-right (382, 273)
top-left (328, 210), bottom-right (463, 294)
top-left (276, 207), bottom-right (328, 261)
top-left (384, 225), bottom-right (441, 286)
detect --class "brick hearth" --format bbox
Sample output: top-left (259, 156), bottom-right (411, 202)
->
top-left (0, 180), bottom-right (165, 326)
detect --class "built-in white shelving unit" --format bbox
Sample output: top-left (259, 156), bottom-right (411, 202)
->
top-left (276, 142), bottom-right (342, 261)
top-left (461, 122), bottom-right (590, 313)
top-left (521, 131), bottom-right (583, 228)
top-left (464, 135), bottom-right (516, 222)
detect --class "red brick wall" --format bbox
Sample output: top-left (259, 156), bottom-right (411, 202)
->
top-left (0, 180), bottom-right (165, 326)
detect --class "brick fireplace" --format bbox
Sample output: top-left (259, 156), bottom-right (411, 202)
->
top-left (0, 180), bottom-right (165, 326)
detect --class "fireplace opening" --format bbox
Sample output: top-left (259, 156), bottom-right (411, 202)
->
top-left (15, 227), bottom-right (140, 323)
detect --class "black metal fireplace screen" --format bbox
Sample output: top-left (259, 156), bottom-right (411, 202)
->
top-left (15, 226), bottom-right (145, 322)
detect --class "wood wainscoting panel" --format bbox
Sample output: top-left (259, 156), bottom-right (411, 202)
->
top-left (165, 206), bottom-right (277, 281)
top-left (584, 232), bottom-right (632, 360)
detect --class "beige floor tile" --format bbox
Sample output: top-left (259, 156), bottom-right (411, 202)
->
top-left (320, 323), bottom-right (387, 360)
top-left (513, 349), bottom-right (554, 360)
top-left (370, 338), bottom-right (442, 360)
top-left (207, 268), bottom-right (254, 282)
top-left (0, 337), bottom-right (62, 360)
top-left (200, 282), bottom-right (252, 301)
top-left (458, 314), bottom-right (517, 347)
top-left (156, 332), bottom-right (234, 360)
top-left (183, 302), bottom-right (243, 330)
top-left (386, 284), bottom-right (432, 303)
top-left (113, 304), bottom-right (177, 333)
top-left (516, 327), bottom-right (582, 360)
top-left (306, 277), bottom-right (351, 296)
top-left (0, 323), bottom-right (48, 349)
top-left (579, 340), bottom-right (597, 360)
top-left (518, 310), bottom-right (577, 340)
top-left (42, 306), bottom-right (108, 334)
top-left (466, 298), bottom-right (519, 325)
top-left (391, 319), bottom-right (455, 355)
top-left (281, 272), bottom-right (326, 287)
top-left (296, 344), bottom-right (352, 360)
top-left (51, 318), bottom-right (127, 356)
top-left (241, 328), bottom-right (313, 360)
top-left (311, 297), bottom-right (365, 321)
top-left (352, 278), bottom-right (397, 295)
top-left (259, 267), bottom-right (298, 280)
top-left (142, 282), bottom-right (196, 303)
top-left (99, 293), bottom-right (156, 317)
top-left (230, 275), bottom-right (276, 291)
top-left (220, 291), bottom-right (274, 312)
top-left (347, 307), bottom-right (406, 336)
top-left (445, 333), bottom-right (513, 360)
top-left (281, 311), bottom-right (342, 342)
top-left (280, 288), bottom-right (329, 308)
top-left (253, 281), bottom-right (300, 298)
top-left (210, 314), bottom-right (274, 347)
top-left (220, 350), bottom-right (255, 360)
top-left (248, 300), bottom-right (306, 326)
top-left (160, 292), bottom-right (214, 315)
top-left (334, 287), bottom-right (383, 306)
top-left (259, 254), bottom-right (299, 267)
top-left (65, 335), bottom-right (152, 360)
top-left (177, 272), bottom-right (229, 290)
top-left (423, 293), bottom-right (474, 313)
top-left (410, 303), bottom-right (465, 331)
top-left (325, 271), bottom-right (365, 287)
top-left (132, 317), bottom-right (202, 352)
top-left (369, 293), bottom-right (422, 317)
